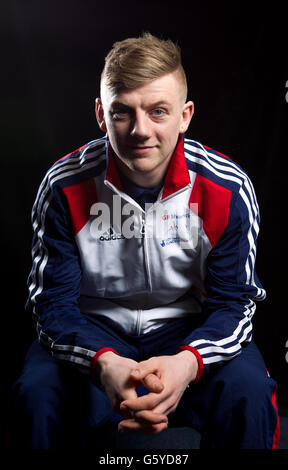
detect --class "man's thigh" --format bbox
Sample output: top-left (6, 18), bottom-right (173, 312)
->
top-left (178, 341), bottom-right (279, 448)
top-left (13, 339), bottom-right (124, 430)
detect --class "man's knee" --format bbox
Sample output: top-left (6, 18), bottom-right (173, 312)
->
top-left (209, 350), bottom-right (274, 413)
top-left (14, 367), bottom-right (55, 404)
top-left (219, 344), bottom-right (275, 408)
top-left (12, 341), bottom-right (70, 413)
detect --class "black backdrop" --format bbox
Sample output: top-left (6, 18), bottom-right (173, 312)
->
top-left (2, 0), bottom-right (287, 419)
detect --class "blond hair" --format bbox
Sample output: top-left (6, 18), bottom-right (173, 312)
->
top-left (101, 32), bottom-right (187, 100)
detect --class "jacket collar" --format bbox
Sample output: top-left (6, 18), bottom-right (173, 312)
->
top-left (105, 134), bottom-right (190, 198)
top-left (161, 134), bottom-right (191, 200)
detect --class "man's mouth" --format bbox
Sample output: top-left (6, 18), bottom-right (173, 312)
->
top-left (129, 145), bottom-right (156, 155)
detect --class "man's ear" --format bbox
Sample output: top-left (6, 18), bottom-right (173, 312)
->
top-left (180, 101), bottom-right (194, 134)
top-left (95, 98), bottom-right (107, 132)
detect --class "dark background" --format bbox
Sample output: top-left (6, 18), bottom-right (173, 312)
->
top-left (2, 0), bottom-right (287, 427)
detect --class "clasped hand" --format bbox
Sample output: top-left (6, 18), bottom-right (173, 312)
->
top-left (97, 351), bottom-right (198, 434)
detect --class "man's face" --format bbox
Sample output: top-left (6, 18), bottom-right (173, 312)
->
top-left (96, 71), bottom-right (194, 187)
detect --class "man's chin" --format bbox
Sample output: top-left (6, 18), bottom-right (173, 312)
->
top-left (129, 159), bottom-right (159, 174)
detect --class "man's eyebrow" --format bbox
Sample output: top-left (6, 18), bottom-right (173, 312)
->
top-left (148, 100), bottom-right (172, 109)
top-left (110, 100), bottom-right (172, 109)
top-left (110, 101), bottom-right (131, 109)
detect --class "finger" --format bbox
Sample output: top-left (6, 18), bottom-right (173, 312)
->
top-left (121, 387), bottom-right (139, 402)
top-left (118, 404), bottom-right (133, 419)
top-left (118, 419), bottom-right (168, 435)
top-left (130, 358), bottom-right (158, 381)
top-left (121, 391), bottom-right (163, 412)
top-left (120, 399), bottom-right (170, 421)
top-left (115, 388), bottom-right (139, 418)
top-left (142, 373), bottom-right (164, 393)
top-left (119, 384), bottom-right (164, 418)
top-left (153, 402), bottom-right (177, 416)
top-left (134, 409), bottom-right (168, 425)
top-left (149, 394), bottom-right (181, 416)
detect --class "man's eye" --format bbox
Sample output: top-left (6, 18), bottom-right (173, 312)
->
top-left (152, 109), bottom-right (166, 117)
top-left (111, 110), bottom-right (129, 120)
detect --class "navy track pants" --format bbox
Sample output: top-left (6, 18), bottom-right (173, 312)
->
top-left (12, 317), bottom-right (280, 449)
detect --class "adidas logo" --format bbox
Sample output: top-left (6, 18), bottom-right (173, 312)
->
top-left (99, 226), bottom-right (125, 241)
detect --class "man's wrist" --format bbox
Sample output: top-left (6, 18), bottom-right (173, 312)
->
top-left (90, 347), bottom-right (119, 387)
top-left (177, 349), bottom-right (198, 381)
top-left (177, 345), bottom-right (204, 383)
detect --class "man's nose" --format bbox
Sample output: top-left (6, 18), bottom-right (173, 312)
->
top-left (130, 111), bottom-right (151, 139)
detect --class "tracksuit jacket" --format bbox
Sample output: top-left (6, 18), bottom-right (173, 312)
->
top-left (26, 134), bottom-right (266, 380)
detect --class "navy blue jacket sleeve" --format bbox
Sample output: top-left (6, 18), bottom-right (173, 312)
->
top-left (180, 186), bottom-right (266, 376)
top-left (26, 173), bottom-right (115, 374)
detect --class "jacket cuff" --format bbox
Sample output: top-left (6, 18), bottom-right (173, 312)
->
top-left (178, 345), bottom-right (204, 383)
top-left (90, 347), bottom-right (119, 387)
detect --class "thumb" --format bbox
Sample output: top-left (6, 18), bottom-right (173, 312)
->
top-left (130, 359), bottom-right (157, 381)
top-left (143, 373), bottom-right (164, 393)
top-left (130, 360), bottom-right (163, 393)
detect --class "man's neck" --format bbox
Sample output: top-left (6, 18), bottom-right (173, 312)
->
top-left (113, 153), bottom-right (171, 189)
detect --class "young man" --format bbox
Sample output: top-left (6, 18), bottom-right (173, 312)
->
top-left (13, 33), bottom-right (280, 448)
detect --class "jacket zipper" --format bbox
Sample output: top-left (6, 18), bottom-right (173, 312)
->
top-left (136, 309), bottom-right (142, 335)
top-left (140, 216), bottom-right (145, 236)
top-left (141, 213), bottom-right (152, 292)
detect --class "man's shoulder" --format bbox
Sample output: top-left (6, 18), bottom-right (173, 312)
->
top-left (44, 137), bottom-right (107, 189)
top-left (183, 138), bottom-right (252, 193)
